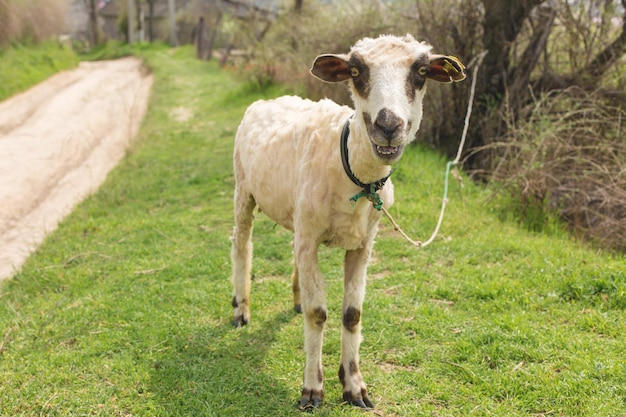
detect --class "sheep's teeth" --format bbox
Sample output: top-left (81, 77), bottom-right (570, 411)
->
top-left (376, 145), bottom-right (398, 155)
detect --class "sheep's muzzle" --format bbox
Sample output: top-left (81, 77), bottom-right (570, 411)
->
top-left (363, 110), bottom-right (409, 162)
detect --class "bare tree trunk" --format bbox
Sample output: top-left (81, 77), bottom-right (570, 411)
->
top-left (127, 0), bottom-right (135, 44)
top-left (168, 0), bottom-right (178, 46)
top-left (0, 0), bottom-right (9, 45)
top-left (295, 0), bottom-right (304, 12)
top-left (206, 11), bottom-right (223, 61)
top-left (479, 0), bottom-right (545, 101)
top-left (147, 0), bottom-right (155, 42)
top-left (88, 0), bottom-right (99, 46)
top-left (508, 4), bottom-right (556, 105)
top-left (468, 0), bottom-right (545, 158)
top-left (135, 0), bottom-right (143, 42)
top-left (194, 17), bottom-right (205, 59)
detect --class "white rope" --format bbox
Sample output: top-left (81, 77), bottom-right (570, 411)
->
top-left (382, 50), bottom-right (488, 248)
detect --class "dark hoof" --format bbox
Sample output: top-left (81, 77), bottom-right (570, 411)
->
top-left (294, 304), bottom-right (302, 314)
top-left (299, 389), bottom-right (323, 411)
top-left (299, 397), bottom-right (322, 412)
top-left (233, 315), bottom-right (248, 327)
top-left (343, 392), bottom-right (374, 409)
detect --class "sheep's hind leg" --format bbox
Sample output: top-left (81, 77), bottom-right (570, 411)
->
top-left (231, 191), bottom-right (255, 327)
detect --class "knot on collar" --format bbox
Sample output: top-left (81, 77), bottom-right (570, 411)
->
top-left (340, 117), bottom-right (393, 211)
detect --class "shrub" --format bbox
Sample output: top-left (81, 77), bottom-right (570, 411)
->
top-left (479, 88), bottom-right (626, 250)
top-left (0, 0), bottom-right (67, 45)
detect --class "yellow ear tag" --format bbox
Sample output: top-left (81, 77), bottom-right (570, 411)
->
top-left (439, 56), bottom-right (466, 81)
top-left (450, 56), bottom-right (466, 72)
top-left (442, 61), bottom-right (455, 74)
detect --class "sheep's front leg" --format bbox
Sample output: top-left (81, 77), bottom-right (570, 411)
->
top-left (291, 264), bottom-right (302, 314)
top-left (339, 244), bottom-right (375, 409)
top-left (295, 239), bottom-right (326, 410)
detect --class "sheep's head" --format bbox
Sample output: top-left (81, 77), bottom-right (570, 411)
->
top-left (311, 34), bottom-right (465, 164)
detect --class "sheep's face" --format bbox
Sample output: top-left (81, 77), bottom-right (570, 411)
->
top-left (311, 34), bottom-right (465, 164)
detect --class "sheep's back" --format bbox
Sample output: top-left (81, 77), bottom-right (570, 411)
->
top-left (233, 96), bottom-right (353, 231)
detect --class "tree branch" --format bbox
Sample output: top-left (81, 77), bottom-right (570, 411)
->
top-left (579, 0), bottom-right (626, 81)
top-left (508, 4), bottom-right (556, 102)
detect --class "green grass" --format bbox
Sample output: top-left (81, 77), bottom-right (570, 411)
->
top-left (0, 41), bottom-right (79, 101)
top-left (0, 45), bottom-right (625, 416)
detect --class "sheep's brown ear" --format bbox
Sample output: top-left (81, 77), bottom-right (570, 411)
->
top-left (427, 55), bottom-right (466, 83)
top-left (310, 54), bottom-right (351, 83)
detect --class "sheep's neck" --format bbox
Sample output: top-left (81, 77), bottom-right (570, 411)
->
top-left (340, 118), bottom-right (392, 210)
top-left (344, 118), bottom-right (392, 183)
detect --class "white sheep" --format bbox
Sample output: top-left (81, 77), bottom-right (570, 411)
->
top-left (230, 34), bottom-right (465, 410)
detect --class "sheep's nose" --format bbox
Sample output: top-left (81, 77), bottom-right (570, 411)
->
top-left (375, 108), bottom-right (403, 140)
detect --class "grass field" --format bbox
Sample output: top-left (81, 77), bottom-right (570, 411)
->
top-left (0, 45), bottom-right (625, 417)
top-left (0, 41), bottom-right (79, 101)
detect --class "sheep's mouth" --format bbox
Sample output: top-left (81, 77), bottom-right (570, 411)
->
top-left (376, 145), bottom-right (399, 155)
top-left (372, 143), bottom-right (404, 161)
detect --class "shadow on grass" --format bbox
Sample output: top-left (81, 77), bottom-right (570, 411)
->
top-left (150, 309), bottom-right (301, 416)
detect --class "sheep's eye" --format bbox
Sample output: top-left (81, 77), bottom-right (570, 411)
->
top-left (350, 67), bottom-right (360, 77)
top-left (417, 65), bottom-right (429, 76)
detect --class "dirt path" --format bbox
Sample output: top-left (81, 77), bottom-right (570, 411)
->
top-left (0, 57), bottom-right (154, 280)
